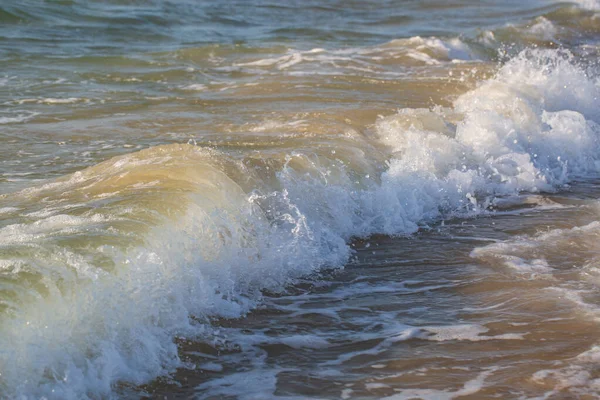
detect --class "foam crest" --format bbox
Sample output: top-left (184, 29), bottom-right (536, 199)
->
top-left (471, 221), bottom-right (600, 269)
top-left (0, 110), bottom-right (38, 124)
top-left (377, 49), bottom-right (600, 210)
top-left (228, 35), bottom-right (476, 76)
top-left (531, 345), bottom-right (600, 397)
top-left (568, 0), bottom-right (600, 10)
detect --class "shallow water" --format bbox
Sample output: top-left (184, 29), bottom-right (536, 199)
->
top-left (1, 0), bottom-right (600, 398)
top-left (166, 188), bottom-right (600, 399)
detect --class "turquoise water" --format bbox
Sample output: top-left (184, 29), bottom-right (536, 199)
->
top-left (1, 1), bottom-right (600, 398)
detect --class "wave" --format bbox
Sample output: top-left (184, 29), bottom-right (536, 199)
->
top-left (0, 110), bottom-right (39, 124)
top-left (0, 45), bottom-right (599, 398)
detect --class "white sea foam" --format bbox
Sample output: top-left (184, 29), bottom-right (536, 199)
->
top-left (0, 207), bottom-right (19, 215)
top-left (179, 83), bottom-right (207, 91)
top-left (235, 52), bottom-right (304, 70)
top-left (472, 221), bottom-right (600, 271)
top-left (40, 97), bottom-right (83, 104)
top-left (17, 97), bottom-right (86, 105)
top-left (531, 346), bottom-right (600, 397)
top-left (0, 111), bottom-right (38, 124)
top-left (380, 368), bottom-right (497, 400)
top-left (247, 119), bottom-right (308, 132)
top-left (471, 219), bottom-right (600, 323)
top-left (195, 367), bottom-right (286, 399)
top-left (199, 362), bottom-right (223, 372)
top-left (568, 0), bottom-right (600, 10)
top-left (423, 324), bottom-right (525, 341)
top-left (231, 36), bottom-right (476, 75)
top-left (526, 17), bottom-right (558, 41)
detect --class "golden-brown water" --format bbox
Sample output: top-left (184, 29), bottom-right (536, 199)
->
top-left (1, 1), bottom-right (600, 398)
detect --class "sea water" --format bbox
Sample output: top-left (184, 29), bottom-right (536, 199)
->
top-left (1, 0), bottom-right (600, 398)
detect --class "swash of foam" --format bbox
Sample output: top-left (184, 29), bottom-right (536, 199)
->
top-left (0, 47), bottom-right (599, 398)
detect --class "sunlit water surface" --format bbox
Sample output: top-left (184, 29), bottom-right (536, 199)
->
top-left (1, 0), bottom-right (600, 398)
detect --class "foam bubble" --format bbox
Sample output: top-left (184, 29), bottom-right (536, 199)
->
top-left (235, 52), bottom-right (304, 70)
top-left (567, 0), bottom-right (600, 10)
top-left (423, 324), bottom-right (525, 341)
top-left (180, 83), bottom-right (207, 91)
top-left (531, 346), bottom-right (600, 397)
top-left (380, 368), bottom-right (497, 400)
top-left (526, 17), bottom-right (558, 41)
top-left (0, 111), bottom-right (38, 124)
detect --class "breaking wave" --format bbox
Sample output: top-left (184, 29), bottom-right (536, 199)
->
top-left (0, 46), bottom-right (599, 398)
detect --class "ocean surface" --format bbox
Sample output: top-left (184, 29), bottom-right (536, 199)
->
top-left (1, 0), bottom-right (600, 398)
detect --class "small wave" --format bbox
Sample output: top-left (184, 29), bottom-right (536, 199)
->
top-left (0, 111), bottom-right (39, 124)
top-left (531, 345), bottom-right (600, 397)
